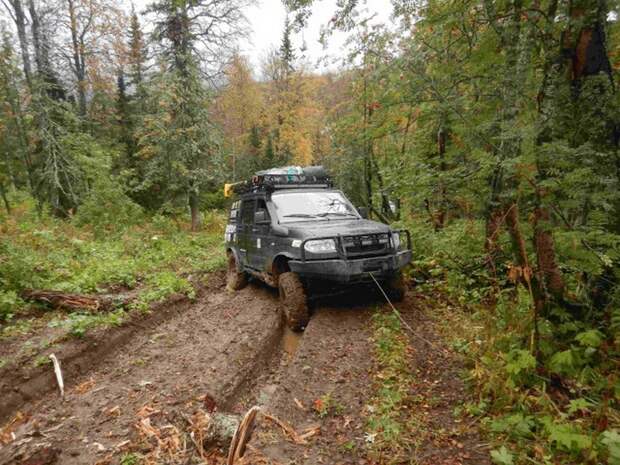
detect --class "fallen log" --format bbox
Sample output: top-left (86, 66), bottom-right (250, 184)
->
top-left (21, 289), bottom-right (135, 312)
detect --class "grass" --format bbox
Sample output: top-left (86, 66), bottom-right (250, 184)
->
top-left (365, 310), bottom-right (423, 463)
top-left (0, 196), bottom-right (227, 337)
top-left (47, 309), bottom-right (127, 338)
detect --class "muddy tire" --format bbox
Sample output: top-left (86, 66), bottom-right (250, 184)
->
top-left (278, 272), bottom-right (309, 331)
top-left (385, 272), bottom-right (406, 303)
top-left (227, 252), bottom-right (248, 291)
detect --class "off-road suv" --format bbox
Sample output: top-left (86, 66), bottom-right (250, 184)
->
top-left (224, 166), bottom-right (412, 331)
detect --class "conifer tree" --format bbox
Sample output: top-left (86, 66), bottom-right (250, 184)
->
top-left (140, 0), bottom-right (248, 230)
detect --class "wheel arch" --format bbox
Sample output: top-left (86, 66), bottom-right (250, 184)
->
top-left (227, 247), bottom-right (243, 272)
top-left (271, 253), bottom-right (295, 280)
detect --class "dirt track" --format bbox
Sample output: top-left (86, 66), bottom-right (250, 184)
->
top-left (0, 277), bottom-right (490, 465)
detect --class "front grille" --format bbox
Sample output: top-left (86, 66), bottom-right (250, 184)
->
top-left (342, 233), bottom-right (390, 256)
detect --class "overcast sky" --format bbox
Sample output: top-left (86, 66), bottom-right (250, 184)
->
top-left (240, 0), bottom-right (393, 73)
top-left (128, 0), bottom-right (394, 74)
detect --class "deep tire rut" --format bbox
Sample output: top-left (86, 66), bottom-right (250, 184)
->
top-left (0, 282), bottom-right (284, 465)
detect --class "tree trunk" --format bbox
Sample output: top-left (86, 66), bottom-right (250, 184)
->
top-left (9, 0), bottom-right (32, 89)
top-left (67, 0), bottom-right (87, 117)
top-left (567, 3), bottom-right (612, 83)
top-left (189, 190), bottom-right (201, 232)
top-left (505, 203), bottom-right (528, 270)
top-left (28, 0), bottom-right (44, 73)
top-left (0, 183), bottom-right (11, 215)
top-left (484, 206), bottom-right (504, 276)
top-left (436, 126), bottom-right (448, 229)
top-left (533, 202), bottom-right (565, 300)
top-left (371, 155), bottom-right (393, 221)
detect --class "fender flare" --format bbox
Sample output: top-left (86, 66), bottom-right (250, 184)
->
top-left (271, 252), bottom-right (297, 275)
top-left (227, 247), bottom-right (244, 272)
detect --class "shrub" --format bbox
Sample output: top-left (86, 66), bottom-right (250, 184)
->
top-left (0, 290), bottom-right (23, 321)
top-left (74, 180), bottom-right (143, 236)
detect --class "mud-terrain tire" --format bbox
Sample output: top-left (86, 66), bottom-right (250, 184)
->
top-left (278, 272), bottom-right (309, 331)
top-left (385, 272), bottom-right (406, 303)
top-left (227, 252), bottom-right (248, 291)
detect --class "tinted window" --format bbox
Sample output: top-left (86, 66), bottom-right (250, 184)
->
top-left (256, 199), bottom-right (270, 220)
top-left (241, 200), bottom-right (256, 224)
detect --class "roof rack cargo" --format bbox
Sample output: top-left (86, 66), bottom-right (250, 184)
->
top-left (224, 166), bottom-right (332, 197)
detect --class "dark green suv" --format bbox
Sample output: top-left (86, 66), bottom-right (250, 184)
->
top-left (225, 166), bottom-right (412, 331)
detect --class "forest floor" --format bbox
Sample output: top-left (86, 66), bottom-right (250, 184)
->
top-left (0, 273), bottom-right (490, 465)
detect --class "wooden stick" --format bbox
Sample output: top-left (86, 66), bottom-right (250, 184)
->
top-left (49, 354), bottom-right (64, 399)
top-left (227, 406), bottom-right (260, 465)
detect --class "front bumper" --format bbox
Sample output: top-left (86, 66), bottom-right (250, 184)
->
top-left (289, 250), bottom-right (412, 282)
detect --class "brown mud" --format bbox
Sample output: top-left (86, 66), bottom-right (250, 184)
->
top-left (0, 278), bottom-right (490, 465)
top-left (0, 274), bottom-right (225, 424)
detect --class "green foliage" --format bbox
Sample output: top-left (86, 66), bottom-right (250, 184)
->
top-left (131, 272), bottom-right (194, 312)
top-left (0, 290), bottom-right (23, 322)
top-left (134, 61), bottom-right (222, 215)
top-left (490, 446), bottom-right (514, 465)
top-left (73, 179), bottom-right (143, 236)
top-left (313, 392), bottom-right (344, 418)
top-left (504, 349), bottom-right (537, 385)
top-left (602, 430), bottom-right (620, 465)
top-left (413, 212), bottom-right (618, 464)
top-left (49, 310), bottom-right (126, 338)
top-left (33, 355), bottom-right (51, 367)
top-left (120, 452), bottom-right (141, 465)
top-left (543, 419), bottom-right (592, 454)
top-left (365, 311), bottom-right (417, 460)
top-left (0, 198), bottom-right (225, 325)
top-left (575, 329), bottom-right (604, 348)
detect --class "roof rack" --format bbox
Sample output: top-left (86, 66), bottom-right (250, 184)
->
top-left (225, 166), bottom-right (332, 197)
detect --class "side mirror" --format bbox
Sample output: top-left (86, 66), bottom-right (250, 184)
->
top-left (254, 209), bottom-right (270, 224)
top-left (357, 206), bottom-right (368, 219)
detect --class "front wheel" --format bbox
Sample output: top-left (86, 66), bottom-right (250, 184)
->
top-left (385, 272), bottom-right (406, 303)
top-left (227, 252), bottom-right (248, 291)
top-left (278, 272), bottom-right (309, 331)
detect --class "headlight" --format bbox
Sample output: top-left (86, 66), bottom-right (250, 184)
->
top-left (392, 232), bottom-right (401, 250)
top-left (304, 239), bottom-right (336, 253)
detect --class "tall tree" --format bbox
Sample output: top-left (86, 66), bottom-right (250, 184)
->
top-left (127, 6), bottom-right (146, 93)
top-left (141, 0), bottom-right (249, 230)
top-left (212, 53), bottom-right (262, 180)
top-left (3, 0), bottom-right (32, 88)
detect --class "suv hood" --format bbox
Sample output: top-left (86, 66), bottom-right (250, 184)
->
top-left (285, 218), bottom-right (391, 239)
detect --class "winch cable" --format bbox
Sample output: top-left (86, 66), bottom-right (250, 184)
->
top-left (367, 271), bottom-right (438, 349)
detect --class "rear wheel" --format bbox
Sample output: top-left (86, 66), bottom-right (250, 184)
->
top-left (227, 252), bottom-right (248, 291)
top-left (278, 272), bottom-right (309, 331)
top-left (385, 272), bottom-right (406, 303)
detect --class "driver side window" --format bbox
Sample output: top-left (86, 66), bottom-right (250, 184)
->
top-left (256, 199), bottom-right (270, 222)
top-left (241, 200), bottom-right (256, 225)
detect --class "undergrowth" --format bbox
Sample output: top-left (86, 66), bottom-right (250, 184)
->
top-left (0, 196), bottom-right (226, 335)
top-left (366, 310), bottom-right (420, 463)
top-left (400, 217), bottom-right (620, 465)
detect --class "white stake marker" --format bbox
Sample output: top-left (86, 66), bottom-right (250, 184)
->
top-left (49, 354), bottom-right (64, 399)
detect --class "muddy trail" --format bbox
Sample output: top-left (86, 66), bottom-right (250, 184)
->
top-left (0, 277), bottom-right (489, 465)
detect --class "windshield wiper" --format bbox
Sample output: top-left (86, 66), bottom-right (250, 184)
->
top-left (283, 214), bottom-right (318, 218)
top-left (316, 212), bottom-right (358, 218)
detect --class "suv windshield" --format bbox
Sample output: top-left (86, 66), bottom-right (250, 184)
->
top-left (272, 191), bottom-right (359, 223)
